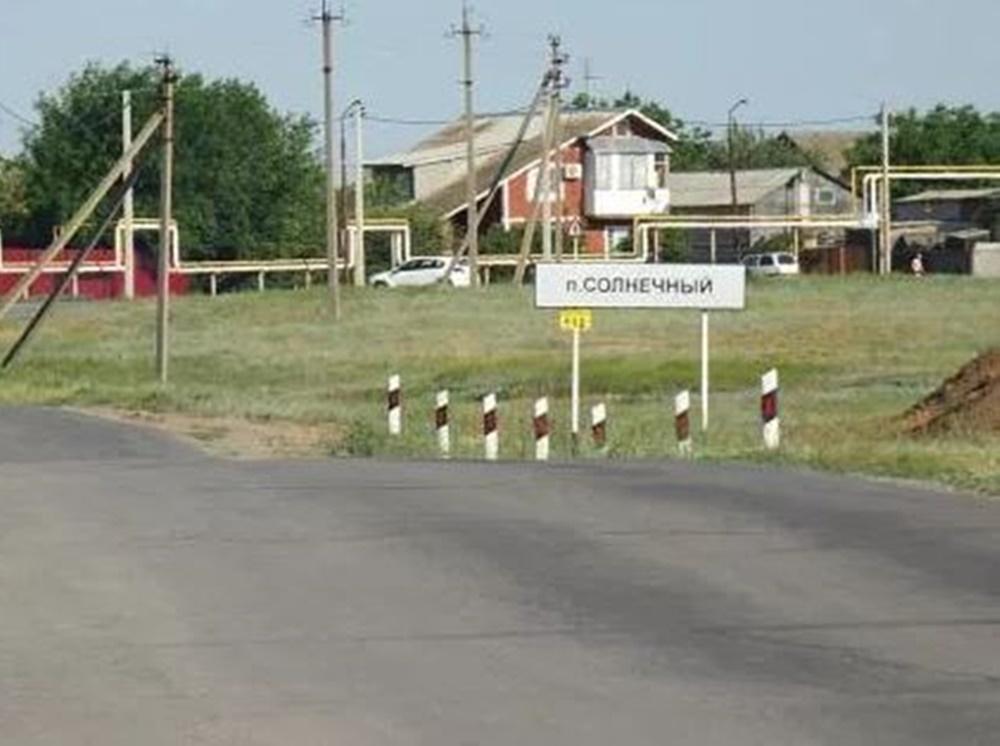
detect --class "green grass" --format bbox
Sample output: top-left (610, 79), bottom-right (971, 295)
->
top-left (2, 275), bottom-right (999, 494)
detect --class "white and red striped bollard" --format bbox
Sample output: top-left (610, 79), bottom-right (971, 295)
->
top-left (591, 403), bottom-right (607, 451)
top-left (675, 390), bottom-right (692, 455)
top-left (387, 374), bottom-right (402, 436)
top-left (483, 393), bottom-right (499, 461)
top-left (435, 390), bottom-right (450, 458)
top-left (533, 397), bottom-right (550, 461)
top-left (762, 369), bottom-right (780, 450)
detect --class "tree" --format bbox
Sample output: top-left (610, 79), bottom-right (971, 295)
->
top-left (15, 62), bottom-right (324, 259)
top-left (0, 157), bottom-right (28, 230)
top-left (848, 105), bottom-right (1000, 167)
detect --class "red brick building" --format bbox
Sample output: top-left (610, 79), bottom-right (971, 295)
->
top-left (369, 108), bottom-right (677, 256)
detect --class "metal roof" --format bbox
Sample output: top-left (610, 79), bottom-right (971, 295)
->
top-left (370, 108), bottom-right (678, 215)
top-left (666, 169), bottom-right (807, 208)
top-left (896, 187), bottom-right (1000, 204)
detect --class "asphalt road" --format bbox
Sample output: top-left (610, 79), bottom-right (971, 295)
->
top-left (1, 407), bottom-right (998, 745)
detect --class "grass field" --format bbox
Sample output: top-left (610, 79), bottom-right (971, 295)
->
top-left (1, 275), bottom-right (999, 494)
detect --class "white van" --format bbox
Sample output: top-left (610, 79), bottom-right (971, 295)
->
top-left (742, 252), bottom-right (800, 277)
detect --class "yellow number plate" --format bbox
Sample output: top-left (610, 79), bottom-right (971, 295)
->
top-left (559, 309), bottom-right (593, 332)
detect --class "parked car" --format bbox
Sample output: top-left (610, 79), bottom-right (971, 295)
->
top-left (369, 257), bottom-right (472, 288)
top-left (743, 252), bottom-right (800, 277)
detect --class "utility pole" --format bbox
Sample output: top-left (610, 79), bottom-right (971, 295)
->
top-left (582, 57), bottom-right (601, 107)
top-left (451, 2), bottom-right (483, 288)
top-left (880, 102), bottom-right (892, 276)
top-left (155, 56), bottom-right (176, 384)
top-left (551, 37), bottom-right (569, 261)
top-left (542, 35), bottom-right (568, 261)
top-left (727, 98), bottom-right (748, 210)
top-left (317, 0), bottom-right (343, 318)
top-left (122, 90), bottom-right (135, 300)
top-left (354, 102), bottom-right (366, 287)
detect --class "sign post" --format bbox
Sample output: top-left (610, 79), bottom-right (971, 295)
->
top-left (701, 311), bottom-right (710, 432)
top-left (537, 263), bottom-right (746, 453)
top-left (559, 308), bottom-right (593, 451)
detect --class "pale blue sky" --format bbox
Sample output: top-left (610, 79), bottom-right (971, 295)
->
top-left (2, 0), bottom-right (998, 158)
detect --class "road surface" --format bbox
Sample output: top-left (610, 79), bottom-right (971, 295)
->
top-left (1, 407), bottom-right (998, 744)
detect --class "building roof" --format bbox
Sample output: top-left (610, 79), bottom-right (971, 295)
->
top-left (666, 168), bottom-right (809, 209)
top-left (371, 108), bottom-right (677, 216)
top-left (777, 130), bottom-right (866, 177)
top-left (896, 187), bottom-right (1000, 204)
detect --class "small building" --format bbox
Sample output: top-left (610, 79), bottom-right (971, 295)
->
top-left (890, 188), bottom-right (1000, 274)
top-left (972, 242), bottom-right (1000, 277)
top-left (368, 108), bottom-right (678, 257)
top-left (894, 188), bottom-right (1000, 232)
top-left (664, 167), bottom-right (856, 263)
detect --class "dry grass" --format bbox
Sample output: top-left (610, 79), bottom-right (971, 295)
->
top-left (1, 275), bottom-right (998, 493)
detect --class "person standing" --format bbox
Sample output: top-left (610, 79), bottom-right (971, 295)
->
top-left (911, 252), bottom-right (926, 277)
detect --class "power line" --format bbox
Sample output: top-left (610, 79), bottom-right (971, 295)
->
top-left (0, 101), bottom-right (39, 129)
top-left (684, 114), bottom-right (874, 130)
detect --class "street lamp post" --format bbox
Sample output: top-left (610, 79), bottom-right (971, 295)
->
top-left (727, 98), bottom-right (749, 210)
top-left (339, 99), bottom-right (363, 283)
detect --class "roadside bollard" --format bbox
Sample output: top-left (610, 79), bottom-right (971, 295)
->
top-left (591, 403), bottom-right (607, 452)
top-left (675, 390), bottom-right (692, 456)
top-left (388, 375), bottom-right (402, 436)
top-left (762, 369), bottom-right (780, 450)
top-left (483, 393), bottom-right (499, 461)
top-left (435, 390), bottom-right (450, 458)
top-left (533, 397), bottom-right (550, 461)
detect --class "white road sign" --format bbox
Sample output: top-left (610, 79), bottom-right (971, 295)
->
top-left (534, 263), bottom-right (746, 310)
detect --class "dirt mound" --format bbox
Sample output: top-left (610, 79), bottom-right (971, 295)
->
top-left (904, 350), bottom-right (1000, 434)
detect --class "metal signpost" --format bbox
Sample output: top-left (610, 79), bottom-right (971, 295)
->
top-left (558, 308), bottom-right (593, 450)
top-left (537, 263), bottom-right (747, 444)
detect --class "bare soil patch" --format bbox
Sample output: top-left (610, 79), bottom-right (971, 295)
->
top-left (904, 350), bottom-right (1000, 434)
top-left (82, 408), bottom-right (337, 459)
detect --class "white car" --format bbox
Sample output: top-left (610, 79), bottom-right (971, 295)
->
top-left (743, 252), bottom-right (800, 277)
top-left (369, 257), bottom-right (471, 288)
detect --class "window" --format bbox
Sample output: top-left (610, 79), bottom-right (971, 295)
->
top-left (815, 187), bottom-right (837, 207)
top-left (606, 225), bottom-right (632, 254)
top-left (654, 153), bottom-right (669, 189)
top-left (777, 254), bottom-right (796, 265)
top-left (760, 255), bottom-right (775, 267)
top-left (619, 154), bottom-right (649, 190)
top-left (595, 155), bottom-right (613, 190)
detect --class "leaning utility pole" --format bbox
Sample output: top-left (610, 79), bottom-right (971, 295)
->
top-left (880, 102), bottom-right (892, 276)
top-left (155, 56), bottom-right (176, 384)
top-left (451, 3), bottom-right (483, 288)
top-left (317, 0), bottom-right (343, 318)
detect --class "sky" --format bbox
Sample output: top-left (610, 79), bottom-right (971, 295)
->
top-left (2, 0), bottom-right (1000, 160)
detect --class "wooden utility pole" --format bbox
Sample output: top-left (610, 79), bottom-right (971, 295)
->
top-left (880, 102), bottom-right (892, 276)
top-left (156, 56), bottom-right (176, 384)
top-left (122, 90), bottom-right (135, 300)
top-left (318, 0), bottom-right (343, 317)
top-left (0, 111), bottom-right (164, 323)
top-left (354, 102), bottom-right (366, 287)
top-left (452, 3), bottom-right (483, 288)
top-left (549, 36), bottom-right (568, 262)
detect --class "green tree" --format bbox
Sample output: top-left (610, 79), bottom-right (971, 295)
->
top-left (844, 105), bottom-right (1000, 196)
top-left (0, 157), bottom-right (28, 230)
top-left (16, 62), bottom-right (323, 259)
